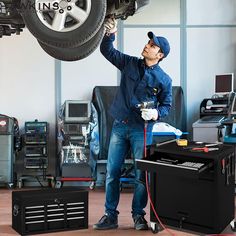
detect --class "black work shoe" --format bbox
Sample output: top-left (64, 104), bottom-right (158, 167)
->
top-left (93, 214), bottom-right (118, 230)
top-left (133, 215), bottom-right (148, 230)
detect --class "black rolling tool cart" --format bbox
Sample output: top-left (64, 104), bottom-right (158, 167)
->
top-left (12, 188), bottom-right (88, 235)
top-left (137, 141), bottom-right (235, 234)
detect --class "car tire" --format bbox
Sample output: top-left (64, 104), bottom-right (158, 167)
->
top-left (21, 0), bottom-right (106, 48)
top-left (38, 26), bottom-right (105, 61)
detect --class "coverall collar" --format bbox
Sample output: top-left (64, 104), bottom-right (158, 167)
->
top-left (141, 59), bottom-right (159, 70)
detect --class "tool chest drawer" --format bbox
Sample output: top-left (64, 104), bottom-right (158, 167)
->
top-left (12, 188), bottom-right (88, 235)
top-left (137, 157), bottom-right (213, 179)
top-left (137, 141), bottom-right (234, 179)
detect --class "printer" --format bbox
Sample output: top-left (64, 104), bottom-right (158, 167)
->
top-left (200, 97), bottom-right (229, 117)
top-left (192, 97), bottom-right (229, 143)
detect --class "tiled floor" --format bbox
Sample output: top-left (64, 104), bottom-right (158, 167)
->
top-left (0, 188), bottom-right (235, 236)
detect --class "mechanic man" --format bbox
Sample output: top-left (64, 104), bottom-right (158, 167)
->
top-left (93, 17), bottom-right (172, 231)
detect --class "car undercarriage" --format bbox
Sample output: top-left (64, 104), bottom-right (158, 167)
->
top-left (0, 0), bottom-right (150, 60)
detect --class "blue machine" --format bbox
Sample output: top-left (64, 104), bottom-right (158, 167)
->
top-left (222, 119), bottom-right (236, 143)
top-left (222, 91), bottom-right (236, 143)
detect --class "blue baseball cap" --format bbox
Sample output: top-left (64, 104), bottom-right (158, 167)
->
top-left (147, 31), bottom-right (170, 58)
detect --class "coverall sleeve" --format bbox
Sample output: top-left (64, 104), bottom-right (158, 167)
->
top-left (157, 79), bottom-right (172, 118)
top-left (100, 33), bottom-right (133, 71)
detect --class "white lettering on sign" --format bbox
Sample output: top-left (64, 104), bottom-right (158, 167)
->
top-left (0, 120), bottom-right (7, 126)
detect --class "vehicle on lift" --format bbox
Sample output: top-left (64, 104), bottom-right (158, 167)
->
top-left (0, 0), bottom-right (150, 61)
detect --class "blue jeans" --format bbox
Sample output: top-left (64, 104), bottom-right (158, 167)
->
top-left (105, 120), bottom-right (152, 219)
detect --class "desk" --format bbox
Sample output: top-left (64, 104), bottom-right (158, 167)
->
top-left (137, 141), bottom-right (235, 234)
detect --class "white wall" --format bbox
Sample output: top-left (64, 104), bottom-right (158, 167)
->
top-left (187, 28), bottom-right (236, 127)
top-left (187, 0), bottom-right (236, 25)
top-left (126, 0), bottom-right (180, 25)
top-left (186, 0), bottom-right (236, 131)
top-left (61, 41), bottom-right (118, 103)
top-left (0, 30), bottom-right (55, 126)
top-left (0, 29), bottom-right (56, 175)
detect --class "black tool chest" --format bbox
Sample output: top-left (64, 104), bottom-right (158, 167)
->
top-left (12, 188), bottom-right (88, 235)
top-left (137, 141), bottom-right (235, 234)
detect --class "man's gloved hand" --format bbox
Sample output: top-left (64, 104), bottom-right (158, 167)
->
top-left (141, 109), bottom-right (158, 121)
top-left (104, 17), bottom-right (117, 35)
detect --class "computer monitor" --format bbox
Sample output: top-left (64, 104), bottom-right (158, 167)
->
top-left (215, 73), bottom-right (234, 95)
top-left (64, 100), bottom-right (91, 123)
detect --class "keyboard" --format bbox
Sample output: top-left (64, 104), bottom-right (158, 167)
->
top-left (199, 116), bottom-right (225, 123)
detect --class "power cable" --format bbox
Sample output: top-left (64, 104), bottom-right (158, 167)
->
top-left (143, 122), bottom-right (176, 236)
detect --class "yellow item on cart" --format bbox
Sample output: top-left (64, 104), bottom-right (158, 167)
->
top-left (176, 139), bottom-right (188, 146)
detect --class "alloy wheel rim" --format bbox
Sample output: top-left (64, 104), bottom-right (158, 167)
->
top-left (35, 0), bottom-right (91, 32)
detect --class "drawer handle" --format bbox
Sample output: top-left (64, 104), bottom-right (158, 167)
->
top-left (13, 204), bottom-right (20, 217)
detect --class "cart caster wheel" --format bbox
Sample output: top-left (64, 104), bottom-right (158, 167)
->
top-left (230, 220), bottom-right (236, 232)
top-left (55, 181), bottom-right (62, 189)
top-left (7, 183), bottom-right (14, 189)
top-left (89, 181), bottom-right (96, 190)
top-left (151, 222), bottom-right (159, 234)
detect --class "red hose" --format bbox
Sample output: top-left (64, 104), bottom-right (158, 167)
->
top-left (144, 121), bottom-right (147, 158)
top-left (143, 122), bottom-right (176, 236)
top-left (145, 171), bottom-right (176, 236)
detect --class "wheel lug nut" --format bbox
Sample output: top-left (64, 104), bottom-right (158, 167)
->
top-left (67, 6), bottom-right (72, 10)
top-left (59, 9), bottom-right (64, 13)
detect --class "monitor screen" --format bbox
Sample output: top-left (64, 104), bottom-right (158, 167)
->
top-left (64, 100), bottom-right (91, 123)
top-left (68, 103), bottom-right (88, 118)
top-left (215, 73), bottom-right (234, 95)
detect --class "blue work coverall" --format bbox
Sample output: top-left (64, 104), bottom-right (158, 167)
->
top-left (100, 33), bottom-right (172, 219)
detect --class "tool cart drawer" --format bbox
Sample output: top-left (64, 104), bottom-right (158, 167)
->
top-left (12, 188), bottom-right (88, 235)
top-left (136, 154), bottom-right (214, 179)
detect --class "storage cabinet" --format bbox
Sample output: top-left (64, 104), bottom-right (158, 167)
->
top-left (12, 188), bottom-right (88, 235)
top-left (137, 141), bottom-right (235, 234)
